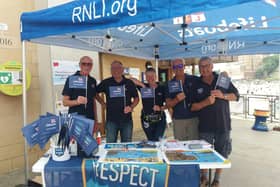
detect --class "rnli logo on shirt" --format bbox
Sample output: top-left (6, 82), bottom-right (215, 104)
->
top-left (91, 84), bottom-right (95, 88)
top-left (197, 88), bottom-right (203, 94)
top-left (158, 92), bottom-right (162, 96)
top-left (51, 119), bottom-right (56, 123)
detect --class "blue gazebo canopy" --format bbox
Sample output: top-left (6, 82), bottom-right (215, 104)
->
top-left (20, 0), bottom-right (280, 59)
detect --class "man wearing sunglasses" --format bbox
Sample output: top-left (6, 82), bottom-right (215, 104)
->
top-left (166, 58), bottom-right (199, 141)
top-left (62, 56), bottom-right (100, 156)
top-left (62, 56), bottom-right (98, 120)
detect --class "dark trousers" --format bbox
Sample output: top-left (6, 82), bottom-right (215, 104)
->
top-left (141, 115), bottom-right (166, 141)
top-left (105, 120), bottom-right (133, 143)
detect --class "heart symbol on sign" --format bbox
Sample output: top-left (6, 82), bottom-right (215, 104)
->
top-left (0, 76), bottom-right (9, 83)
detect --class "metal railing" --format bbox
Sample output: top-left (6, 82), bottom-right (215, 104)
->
top-left (230, 94), bottom-right (279, 122)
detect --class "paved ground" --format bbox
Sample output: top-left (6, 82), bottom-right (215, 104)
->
top-left (220, 118), bottom-right (280, 187)
top-left (0, 117), bottom-right (279, 187)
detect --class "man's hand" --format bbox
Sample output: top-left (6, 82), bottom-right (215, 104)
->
top-left (93, 122), bottom-right (102, 133)
top-left (101, 102), bottom-right (106, 110)
top-left (211, 89), bottom-right (224, 99)
top-left (153, 105), bottom-right (161, 112)
top-left (176, 92), bottom-right (186, 102)
top-left (124, 106), bottom-right (133, 114)
top-left (77, 96), bottom-right (87, 105)
top-left (207, 95), bottom-right (216, 105)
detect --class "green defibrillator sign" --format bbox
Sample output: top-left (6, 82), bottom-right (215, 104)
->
top-left (0, 71), bottom-right (12, 84)
top-left (0, 61), bottom-right (31, 96)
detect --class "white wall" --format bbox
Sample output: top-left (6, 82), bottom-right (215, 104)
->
top-left (48, 0), bottom-right (73, 7)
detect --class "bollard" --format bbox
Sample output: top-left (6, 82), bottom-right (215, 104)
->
top-left (252, 109), bottom-right (270, 131)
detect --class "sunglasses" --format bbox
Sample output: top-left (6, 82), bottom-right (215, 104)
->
top-left (172, 64), bottom-right (184, 70)
top-left (80, 62), bottom-right (92, 66)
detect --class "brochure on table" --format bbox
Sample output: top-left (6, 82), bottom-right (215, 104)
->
top-left (99, 140), bottom-right (228, 166)
top-left (99, 149), bottom-right (164, 164)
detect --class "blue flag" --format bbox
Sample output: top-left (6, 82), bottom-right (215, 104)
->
top-left (69, 118), bottom-right (97, 156)
top-left (22, 120), bottom-right (40, 147)
top-left (140, 87), bottom-right (154, 98)
top-left (39, 116), bottom-right (59, 134)
top-left (22, 114), bottom-right (60, 149)
top-left (215, 74), bottom-right (231, 90)
top-left (38, 116), bottom-right (60, 149)
top-left (109, 86), bottom-right (125, 98)
top-left (69, 75), bottom-right (87, 89)
top-left (69, 119), bottom-right (87, 143)
top-left (79, 134), bottom-right (98, 156)
top-left (70, 115), bottom-right (95, 136)
top-left (168, 80), bottom-right (183, 93)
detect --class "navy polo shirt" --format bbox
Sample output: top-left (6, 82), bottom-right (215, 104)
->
top-left (137, 83), bottom-right (166, 114)
top-left (165, 74), bottom-right (199, 119)
top-left (97, 76), bottom-right (138, 123)
top-left (62, 71), bottom-right (97, 120)
top-left (192, 72), bottom-right (239, 133)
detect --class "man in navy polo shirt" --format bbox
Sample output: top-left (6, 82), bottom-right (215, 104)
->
top-left (62, 56), bottom-right (98, 120)
top-left (191, 56), bottom-right (239, 187)
top-left (166, 58), bottom-right (199, 141)
top-left (62, 56), bottom-right (99, 157)
top-left (97, 60), bottom-right (139, 143)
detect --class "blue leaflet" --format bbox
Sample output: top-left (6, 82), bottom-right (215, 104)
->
top-left (69, 75), bottom-right (87, 89)
top-left (109, 86), bottom-right (125, 98)
top-left (140, 87), bottom-right (154, 98)
top-left (168, 80), bottom-right (183, 93)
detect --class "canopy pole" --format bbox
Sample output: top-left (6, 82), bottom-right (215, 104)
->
top-left (181, 16), bottom-right (187, 45)
top-left (155, 58), bottom-right (159, 81)
top-left (278, 54), bottom-right (280, 122)
top-left (154, 45), bottom-right (159, 81)
top-left (22, 40), bottom-right (29, 186)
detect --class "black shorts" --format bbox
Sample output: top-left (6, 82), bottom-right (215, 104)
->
top-left (199, 131), bottom-right (232, 158)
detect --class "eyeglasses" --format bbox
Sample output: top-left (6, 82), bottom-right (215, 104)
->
top-left (80, 62), bottom-right (92, 66)
top-left (172, 64), bottom-right (184, 70)
top-left (199, 64), bottom-right (211, 69)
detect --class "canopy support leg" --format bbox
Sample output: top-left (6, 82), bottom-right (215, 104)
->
top-left (22, 41), bottom-right (29, 186)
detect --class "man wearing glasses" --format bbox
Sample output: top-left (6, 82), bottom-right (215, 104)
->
top-left (96, 60), bottom-right (139, 143)
top-left (191, 56), bottom-right (239, 187)
top-left (166, 58), bottom-right (199, 141)
top-left (62, 56), bottom-right (98, 120)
